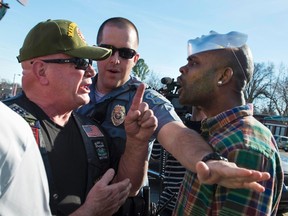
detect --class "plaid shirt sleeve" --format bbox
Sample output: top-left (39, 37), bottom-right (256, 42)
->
top-left (215, 147), bottom-right (283, 216)
top-left (173, 105), bottom-right (283, 216)
top-left (211, 114), bottom-right (284, 216)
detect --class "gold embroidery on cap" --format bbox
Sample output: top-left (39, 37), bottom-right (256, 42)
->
top-left (111, 105), bottom-right (126, 126)
top-left (76, 27), bottom-right (86, 43)
top-left (67, 22), bottom-right (77, 37)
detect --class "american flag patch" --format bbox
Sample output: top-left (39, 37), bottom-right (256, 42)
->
top-left (82, 125), bottom-right (104, 137)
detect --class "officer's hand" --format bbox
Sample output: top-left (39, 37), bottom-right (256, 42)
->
top-left (125, 83), bottom-right (157, 143)
top-left (70, 169), bottom-right (131, 216)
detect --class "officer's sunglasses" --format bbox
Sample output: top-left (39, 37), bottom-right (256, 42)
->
top-left (32, 58), bottom-right (93, 70)
top-left (0, 1), bottom-right (9, 21)
top-left (99, 44), bottom-right (136, 59)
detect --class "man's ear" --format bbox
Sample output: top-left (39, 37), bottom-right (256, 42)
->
top-left (31, 60), bottom-right (49, 85)
top-left (217, 67), bottom-right (233, 86)
top-left (133, 53), bottom-right (140, 64)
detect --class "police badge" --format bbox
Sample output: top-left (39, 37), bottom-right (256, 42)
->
top-left (111, 105), bottom-right (126, 126)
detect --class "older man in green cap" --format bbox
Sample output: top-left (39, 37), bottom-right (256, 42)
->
top-left (4, 19), bottom-right (157, 216)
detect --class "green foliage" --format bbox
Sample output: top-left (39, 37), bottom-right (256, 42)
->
top-left (132, 58), bottom-right (150, 81)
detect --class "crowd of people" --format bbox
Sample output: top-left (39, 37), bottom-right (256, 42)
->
top-left (0, 2), bottom-right (284, 215)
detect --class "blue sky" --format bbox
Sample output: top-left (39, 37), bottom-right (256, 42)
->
top-left (1, 0), bottom-right (288, 84)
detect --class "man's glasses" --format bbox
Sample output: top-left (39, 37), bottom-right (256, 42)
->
top-left (99, 44), bottom-right (136, 59)
top-left (0, 1), bottom-right (10, 21)
top-left (32, 58), bottom-right (93, 70)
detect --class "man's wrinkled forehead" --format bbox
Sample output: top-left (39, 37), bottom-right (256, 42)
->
top-left (187, 30), bottom-right (247, 56)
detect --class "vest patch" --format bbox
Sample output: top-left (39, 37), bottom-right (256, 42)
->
top-left (93, 140), bottom-right (108, 160)
top-left (8, 103), bottom-right (37, 126)
top-left (82, 125), bottom-right (104, 137)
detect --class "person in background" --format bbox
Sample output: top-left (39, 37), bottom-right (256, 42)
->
top-left (3, 19), bottom-right (157, 216)
top-left (0, 1), bottom-right (50, 215)
top-left (78, 17), bottom-right (271, 191)
top-left (173, 31), bottom-right (284, 216)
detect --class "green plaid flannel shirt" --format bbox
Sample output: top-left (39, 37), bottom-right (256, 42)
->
top-left (173, 104), bottom-right (283, 216)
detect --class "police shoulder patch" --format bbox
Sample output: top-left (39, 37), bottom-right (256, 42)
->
top-left (144, 92), bottom-right (164, 104)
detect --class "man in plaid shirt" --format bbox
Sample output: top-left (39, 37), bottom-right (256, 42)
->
top-left (173, 31), bottom-right (284, 216)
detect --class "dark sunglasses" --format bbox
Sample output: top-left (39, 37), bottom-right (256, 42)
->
top-left (0, 1), bottom-right (10, 21)
top-left (32, 58), bottom-right (93, 70)
top-left (99, 44), bottom-right (136, 59)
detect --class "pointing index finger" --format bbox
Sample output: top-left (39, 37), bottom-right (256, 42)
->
top-left (130, 83), bottom-right (145, 111)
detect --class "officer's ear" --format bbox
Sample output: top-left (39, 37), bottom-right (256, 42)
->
top-left (133, 53), bottom-right (140, 65)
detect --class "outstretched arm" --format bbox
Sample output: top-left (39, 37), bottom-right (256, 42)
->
top-left (196, 160), bottom-right (270, 192)
top-left (157, 121), bottom-right (270, 192)
top-left (114, 83), bottom-right (157, 195)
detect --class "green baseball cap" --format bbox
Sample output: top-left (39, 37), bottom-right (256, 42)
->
top-left (17, 19), bottom-right (111, 62)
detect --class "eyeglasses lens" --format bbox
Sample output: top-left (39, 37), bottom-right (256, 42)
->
top-left (75, 58), bottom-right (92, 70)
top-left (40, 58), bottom-right (92, 70)
top-left (99, 44), bottom-right (136, 59)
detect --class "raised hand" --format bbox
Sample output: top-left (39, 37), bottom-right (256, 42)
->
top-left (114, 83), bottom-right (157, 195)
top-left (124, 83), bottom-right (158, 143)
top-left (70, 169), bottom-right (131, 216)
